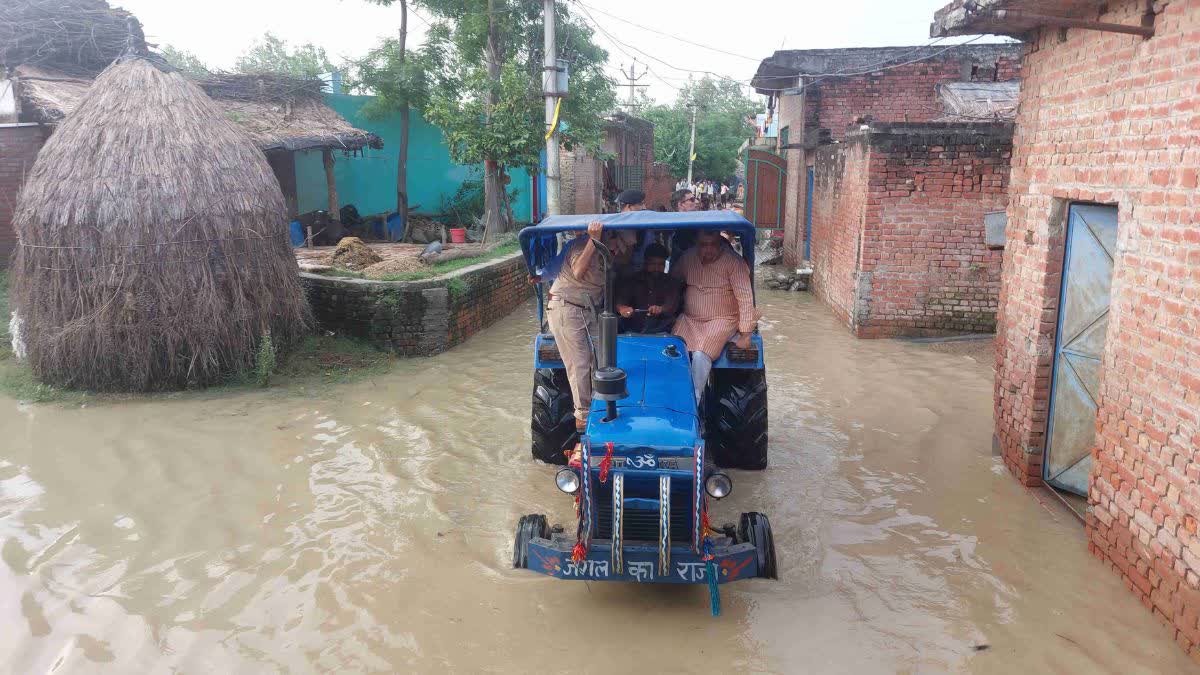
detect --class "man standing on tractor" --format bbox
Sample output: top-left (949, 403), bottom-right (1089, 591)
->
top-left (546, 221), bottom-right (634, 434)
top-left (672, 230), bottom-right (757, 402)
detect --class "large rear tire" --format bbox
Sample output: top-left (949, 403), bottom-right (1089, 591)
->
top-left (513, 514), bottom-right (550, 569)
top-left (739, 512), bottom-right (778, 579)
top-left (707, 368), bottom-right (768, 470)
top-left (532, 368), bottom-right (576, 465)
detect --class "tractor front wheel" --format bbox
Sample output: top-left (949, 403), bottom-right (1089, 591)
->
top-left (707, 368), bottom-right (768, 470)
top-left (531, 368), bottom-right (576, 465)
top-left (513, 514), bottom-right (550, 569)
top-left (739, 512), bottom-right (778, 579)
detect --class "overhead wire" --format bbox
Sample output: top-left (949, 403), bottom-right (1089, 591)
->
top-left (573, 1), bottom-right (990, 94)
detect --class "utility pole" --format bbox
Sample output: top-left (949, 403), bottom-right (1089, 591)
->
top-left (543, 0), bottom-right (561, 217)
top-left (621, 59), bottom-right (648, 110)
top-left (686, 103), bottom-right (697, 185)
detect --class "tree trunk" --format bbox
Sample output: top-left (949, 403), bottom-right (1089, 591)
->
top-left (396, 0), bottom-right (410, 242)
top-left (481, 0), bottom-right (509, 245)
top-left (323, 149), bottom-right (340, 222)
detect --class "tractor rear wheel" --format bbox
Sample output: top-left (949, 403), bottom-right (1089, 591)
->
top-left (531, 368), bottom-right (576, 465)
top-left (739, 512), bottom-right (778, 579)
top-left (513, 514), bottom-right (550, 569)
top-left (707, 368), bottom-right (768, 470)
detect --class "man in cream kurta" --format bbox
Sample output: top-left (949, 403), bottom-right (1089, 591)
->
top-left (671, 230), bottom-right (756, 402)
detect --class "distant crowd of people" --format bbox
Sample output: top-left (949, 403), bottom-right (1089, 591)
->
top-left (675, 179), bottom-right (734, 210)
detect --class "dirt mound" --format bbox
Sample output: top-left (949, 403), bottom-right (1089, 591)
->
top-left (330, 237), bottom-right (383, 270)
top-left (361, 257), bottom-right (426, 279)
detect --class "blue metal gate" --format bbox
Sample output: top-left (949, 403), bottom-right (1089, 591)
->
top-left (1045, 204), bottom-right (1118, 495)
top-left (805, 167), bottom-right (814, 260)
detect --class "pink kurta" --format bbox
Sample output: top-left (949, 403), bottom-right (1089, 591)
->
top-left (671, 246), bottom-right (756, 359)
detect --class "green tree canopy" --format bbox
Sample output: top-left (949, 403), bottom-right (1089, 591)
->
top-left (643, 77), bottom-right (759, 181)
top-left (234, 32), bottom-right (335, 79)
top-left (417, 1), bottom-right (616, 172)
top-left (350, 37), bottom-right (434, 121)
top-left (159, 45), bottom-right (210, 77)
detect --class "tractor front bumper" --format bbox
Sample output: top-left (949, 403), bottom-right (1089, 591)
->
top-left (525, 533), bottom-right (760, 584)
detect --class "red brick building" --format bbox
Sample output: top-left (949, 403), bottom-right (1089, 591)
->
top-left (752, 45), bottom-right (1022, 336)
top-left (753, 44), bottom-right (1022, 266)
top-left (809, 123), bottom-right (1012, 337)
top-left (934, 0), bottom-right (1200, 658)
top-left (559, 112), bottom-right (673, 215)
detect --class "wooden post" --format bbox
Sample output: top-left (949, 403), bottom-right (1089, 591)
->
top-left (322, 148), bottom-right (340, 222)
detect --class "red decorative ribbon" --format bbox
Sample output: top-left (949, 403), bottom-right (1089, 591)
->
top-left (598, 441), bottom-right (615, 483)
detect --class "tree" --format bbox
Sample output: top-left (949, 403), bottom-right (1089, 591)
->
top-left (234, 32), bottom-right (335, 79)
top-left (413, 0), bottom-right (615, 238)
top-left (159, 45), bottom-right (210, 76)
top-left (356, 1), bottom-right (430, 237)
top-left (643, 77), bottom-right (758, 182)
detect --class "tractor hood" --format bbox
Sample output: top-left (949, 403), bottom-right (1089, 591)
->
top-left (585, 335), bottom-right (699, 454)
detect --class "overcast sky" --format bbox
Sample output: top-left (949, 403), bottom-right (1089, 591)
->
top-left (119, 0), bottom-right (997, 105)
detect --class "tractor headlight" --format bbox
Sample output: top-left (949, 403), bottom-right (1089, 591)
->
top-left (705, 472), bottom-right (733, 499)
top-left (555, 468), bottom-right (580, 494)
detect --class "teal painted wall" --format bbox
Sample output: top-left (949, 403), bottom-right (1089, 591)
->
top-left (296, 94), bottom-right (533, 224)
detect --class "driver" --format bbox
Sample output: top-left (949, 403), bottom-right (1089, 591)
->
top-left (615, 243), bottom-right (680, 334)
top-left (546, 221), bottom-right (635, 435)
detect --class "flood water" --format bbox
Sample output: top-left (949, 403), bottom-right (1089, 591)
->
top-left (1, 291), bottom-right (1195, 673)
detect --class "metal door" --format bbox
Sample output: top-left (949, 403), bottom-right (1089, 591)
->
top-left (1045, 204), bottom-right (1118, 495)
top-left (744, 149), bottom-right (786, 235)
top-left (805, 167), bottom-right (814, 260)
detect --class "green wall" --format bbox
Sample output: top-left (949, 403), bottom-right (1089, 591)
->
top-left (296, 94), bottom-right (533, 224)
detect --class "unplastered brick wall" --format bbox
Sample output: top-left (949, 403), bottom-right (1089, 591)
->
top-left (809, 136), bottom-right (869, 327)
top-left (809, 55), bottom-right (1022, 143)
top-left (0, 124), bottom-right (48, 266)
top-left (301, 252), bottom-right (531, 356)
top-left (989, 0), bottom-right (1200, 656)
top-left (857, 123), bottom-right (1010, 337)
top-left (809, 123), bottom-right (1011, 338)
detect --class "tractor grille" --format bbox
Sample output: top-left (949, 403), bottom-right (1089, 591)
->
top-left (593, 474), bottom-right (694, 543)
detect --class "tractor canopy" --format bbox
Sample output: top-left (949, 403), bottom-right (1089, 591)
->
top-left (518, 211), bottom-right (758, 285)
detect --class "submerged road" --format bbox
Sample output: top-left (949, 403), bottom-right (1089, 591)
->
top-left (0, 291), bottom-right (1195, 673)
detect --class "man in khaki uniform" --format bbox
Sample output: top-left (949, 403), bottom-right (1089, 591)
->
top-left (547, 221), bottom-right (634, 432)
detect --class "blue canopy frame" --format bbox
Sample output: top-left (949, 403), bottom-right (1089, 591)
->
top-left (518, 211), bottom-right (758, 325)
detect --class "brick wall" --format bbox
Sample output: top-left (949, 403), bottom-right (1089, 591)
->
top-left (989, 0), bottom-right (1200, 657)
top-left (809, 123), bottom-right (1011, 338)
top-left (810, 56), bottom-right (1021, 142)
top-left (809, 136), bottom-right (869, 327)
top-left (0, 124), bottom-right (47, 267)
top-left (777, 94), bottom-right (806, 266)
top-left (643, 162), bottom-right (674, 211)
top-left (301, 252), bottom-right (530, 356)
top-left (858, 124), bottom-right (1010, 337)
top-left (772, 47), bottom-right (1021, 266)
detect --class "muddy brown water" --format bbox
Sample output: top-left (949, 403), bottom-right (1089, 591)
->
top-left (1, 291), bottom-right (1195, 673)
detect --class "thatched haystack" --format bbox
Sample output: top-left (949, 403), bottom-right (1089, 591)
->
top-left (11, 58), bottom-right (311, 391)
top-left (0, 0), bottom-right (147, 73)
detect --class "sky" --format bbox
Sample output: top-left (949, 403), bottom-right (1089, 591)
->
top-left (118, 0), bottom-right (996, 106)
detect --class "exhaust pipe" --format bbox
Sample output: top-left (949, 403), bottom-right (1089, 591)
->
top-left (589, 238), bottom-right (628, 422)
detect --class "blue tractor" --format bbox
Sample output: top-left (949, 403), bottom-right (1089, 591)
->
top-left (513, 211), bottom-right (776, 604)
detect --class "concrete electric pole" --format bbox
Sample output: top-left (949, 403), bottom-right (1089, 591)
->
top-left (621, 59), bottom-right (648, 110)
top-left (543, 0), bottom-right (561, 217)
top-left (686, 103), bottom-right (698, 185)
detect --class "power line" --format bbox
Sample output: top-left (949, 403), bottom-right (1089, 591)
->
top-left (574, 0), bottom-right (762, 63)
top-left (575, 2), bottom-right (989, 94)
